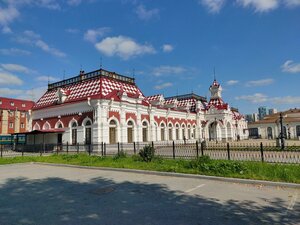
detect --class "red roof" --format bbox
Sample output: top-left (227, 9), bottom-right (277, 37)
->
top-left (33, 69), bottom-right (144, 110)
top-left (0, 97), bottom-right (34, 111)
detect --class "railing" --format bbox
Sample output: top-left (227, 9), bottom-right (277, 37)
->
top-left (1, 141), bottom-right (300, 164)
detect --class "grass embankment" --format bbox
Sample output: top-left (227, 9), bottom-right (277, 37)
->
top-left (0, 154), bottom-right (299, 184)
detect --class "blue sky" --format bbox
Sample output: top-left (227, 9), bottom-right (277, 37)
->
top-left (0, 0), bottom-right (300, 114)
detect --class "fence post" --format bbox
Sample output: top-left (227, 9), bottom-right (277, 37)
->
top-left (133, 142), bottom-right (136, 155)
top-left (101, 142), bottom-right (104, 156)
top-left (104, 142), bottom-right (106, 156)
top-left (227, 142), bottom-right (230, 160)
top-left (172, 140), bottom-right (175, 159)
top-left (89, 144), bottom-right (91, 156)
top-left (118, 142), bottom-right (120, 155)
top-left (196, 141), bottom-right (199, 159)
top-left (40, 144), bottom-right (42, 157)
top-left (22, 145), bottom-right (24, 157)
top-left (201, 142), bottom-right (204, 156)
top-left (56, 143), bottom-right (59, 155)
top-left (66, 142), bottom-right (69, 154)
top-left (77, 143), bottom-right (79, 154)
top-left (260, 142), bottom-right (264, 162)
top-left (1, 144), bottom-right (3, 158)
top-left (151, 141), bottom-right (154, 149)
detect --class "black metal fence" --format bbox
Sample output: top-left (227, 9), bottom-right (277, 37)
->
top-left (1, 141), bottom-right (300, 164)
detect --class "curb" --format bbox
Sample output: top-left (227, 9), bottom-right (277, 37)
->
top-left (32, 162), bottom-right (300, 189)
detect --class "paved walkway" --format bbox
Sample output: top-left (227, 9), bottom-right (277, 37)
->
top-left (0, 163), bottom-right (299, 225)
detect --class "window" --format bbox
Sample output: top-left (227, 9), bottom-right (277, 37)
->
top-left (71, 122), bottom-right (77, 145)
top-left (10, 102), bottom-right (14, 106)
top-left (21, 112), bottom-right (25, 118)
top-left (9, 122), bottom-right (13, 128)
top-left (9, 111), bottom-right (13, 117)
top-left (21, 123), bottom-right (25, 129)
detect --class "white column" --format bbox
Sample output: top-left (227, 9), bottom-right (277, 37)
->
top-left (119, 105), bottom-right (126, 143)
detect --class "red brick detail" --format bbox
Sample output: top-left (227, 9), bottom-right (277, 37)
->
top-left (141, 114), bottom-right (150, 123)
top-left (32, 112), bottom-right (93, 130)
top-left (109, 111), bottom-right (120, 122)
top-left (154, 116), bottom-right (167, 125)
top-left (126, 112), bottom-right (136, 122)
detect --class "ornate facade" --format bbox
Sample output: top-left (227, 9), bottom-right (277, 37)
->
top-left (28, 68), bottom-right (248, 144)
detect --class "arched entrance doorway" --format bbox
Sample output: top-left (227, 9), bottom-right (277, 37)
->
top-left (209, 121), bottom-right (218, 141)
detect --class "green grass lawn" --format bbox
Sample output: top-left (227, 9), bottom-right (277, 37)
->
top-left (0, 154), bottom-right (299, 184)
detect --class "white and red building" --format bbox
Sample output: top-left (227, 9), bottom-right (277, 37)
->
top-left (28, 68), bottom-right (248, 145)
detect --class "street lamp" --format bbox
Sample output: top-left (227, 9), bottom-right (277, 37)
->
top-left (279, 113), bottom-right (285, 150)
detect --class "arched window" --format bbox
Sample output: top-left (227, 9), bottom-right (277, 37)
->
top-left (142, 121), bottom-right (148, 142)
top-left (33, 123), bottom-right (40, 131)
top-left (267, 127), bottom-right (273, 139)
top-left (193, 125), bottom-right (196, 139)
top-left (43, 122), bottom-right (50, 130)
top-left (187, 125), bottom-right (191, 139)
top-left (296, 126), bottom-right (300, 137)
top-left (58, 123), bottom-right (63, 128)
top-left (175, 124), bottom-right (179, 140)
top-left (161, 123), bottom-right (165, 141)
top-left (181, 124), bottom-right (186, 140)
top-left (85, 120), bottom-right (92, 144)
top-left (168, 123), bottom-right (173, 140)
top-left (127, 121), bottom-right (134, 143)
top-left (109, 120), bottom-right (117, 144)
top-left (71, 122), bottom-right (77, 145)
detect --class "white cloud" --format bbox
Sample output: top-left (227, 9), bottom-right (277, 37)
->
top-left (271, 96), bottom-right (300, 104)
top-left (67, 0), bottom-right (82, 6)
top-left (154, 82), bottom-right (173, 90)
top-left (0, 88), bottom-right (24, 96)
top-left (235, 93), bottom-right (268, 103)
top-left (0, 63), bottom-right (35, 74)
top-left (0, 48), bottom-right (31, 56)
top-left (281, 60), bottom-right (300, 73)
top-left (15, 30), bottom-right (66, 58)
top-left (66, 28), bottom-right (80, 34)
top-left (284, 0), bottom-right (300, 7)
top-left (95, 36), bottom-right (155, 60)
top-left (152, 66), bottom-right (187, 76)
top-left (0, 71), bottom-right (23, 86)
top-left (246, 78), bottom-right (274, 87)
top-left (162, 44), bottom-right (174, 53)
top-left (135, 4), bottom-right (159, 20)
top-left (226, 80), bottom-right (239, 85)
top-left (236, 0), bottom-right (279, 12)
top-left (0, 5), bottom-right (20, 33)
top-left (200, 0), bottom-right (226, 13)
top-left (36, 76), bottom-right (58, 82)
top-left (84, 27), bottom-right (111, 43)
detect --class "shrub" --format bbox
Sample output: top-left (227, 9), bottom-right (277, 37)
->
top-left (139, 145), bottom-right (155, 162)
top-left (113, 150), bottom-right (127, 160)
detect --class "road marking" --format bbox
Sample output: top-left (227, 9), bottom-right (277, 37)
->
top-left (185, 184), bottom-right (206, 193)
top-left (287, 192), bottom-right (298, 210)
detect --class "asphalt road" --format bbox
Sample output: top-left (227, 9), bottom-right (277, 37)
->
top-left (0, 163), bottom-right (299, 225)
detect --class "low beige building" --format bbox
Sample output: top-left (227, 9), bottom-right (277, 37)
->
top-left (248, 109), bottom-right (300, 139)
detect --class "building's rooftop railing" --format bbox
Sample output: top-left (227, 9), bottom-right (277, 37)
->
top-left (48, 68), bottom-right (135, 90)
top-left (165, 93), bottom-right (207, 102)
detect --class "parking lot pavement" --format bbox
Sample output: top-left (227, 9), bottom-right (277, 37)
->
top-left (0, 164), bottom-right (299, 225)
